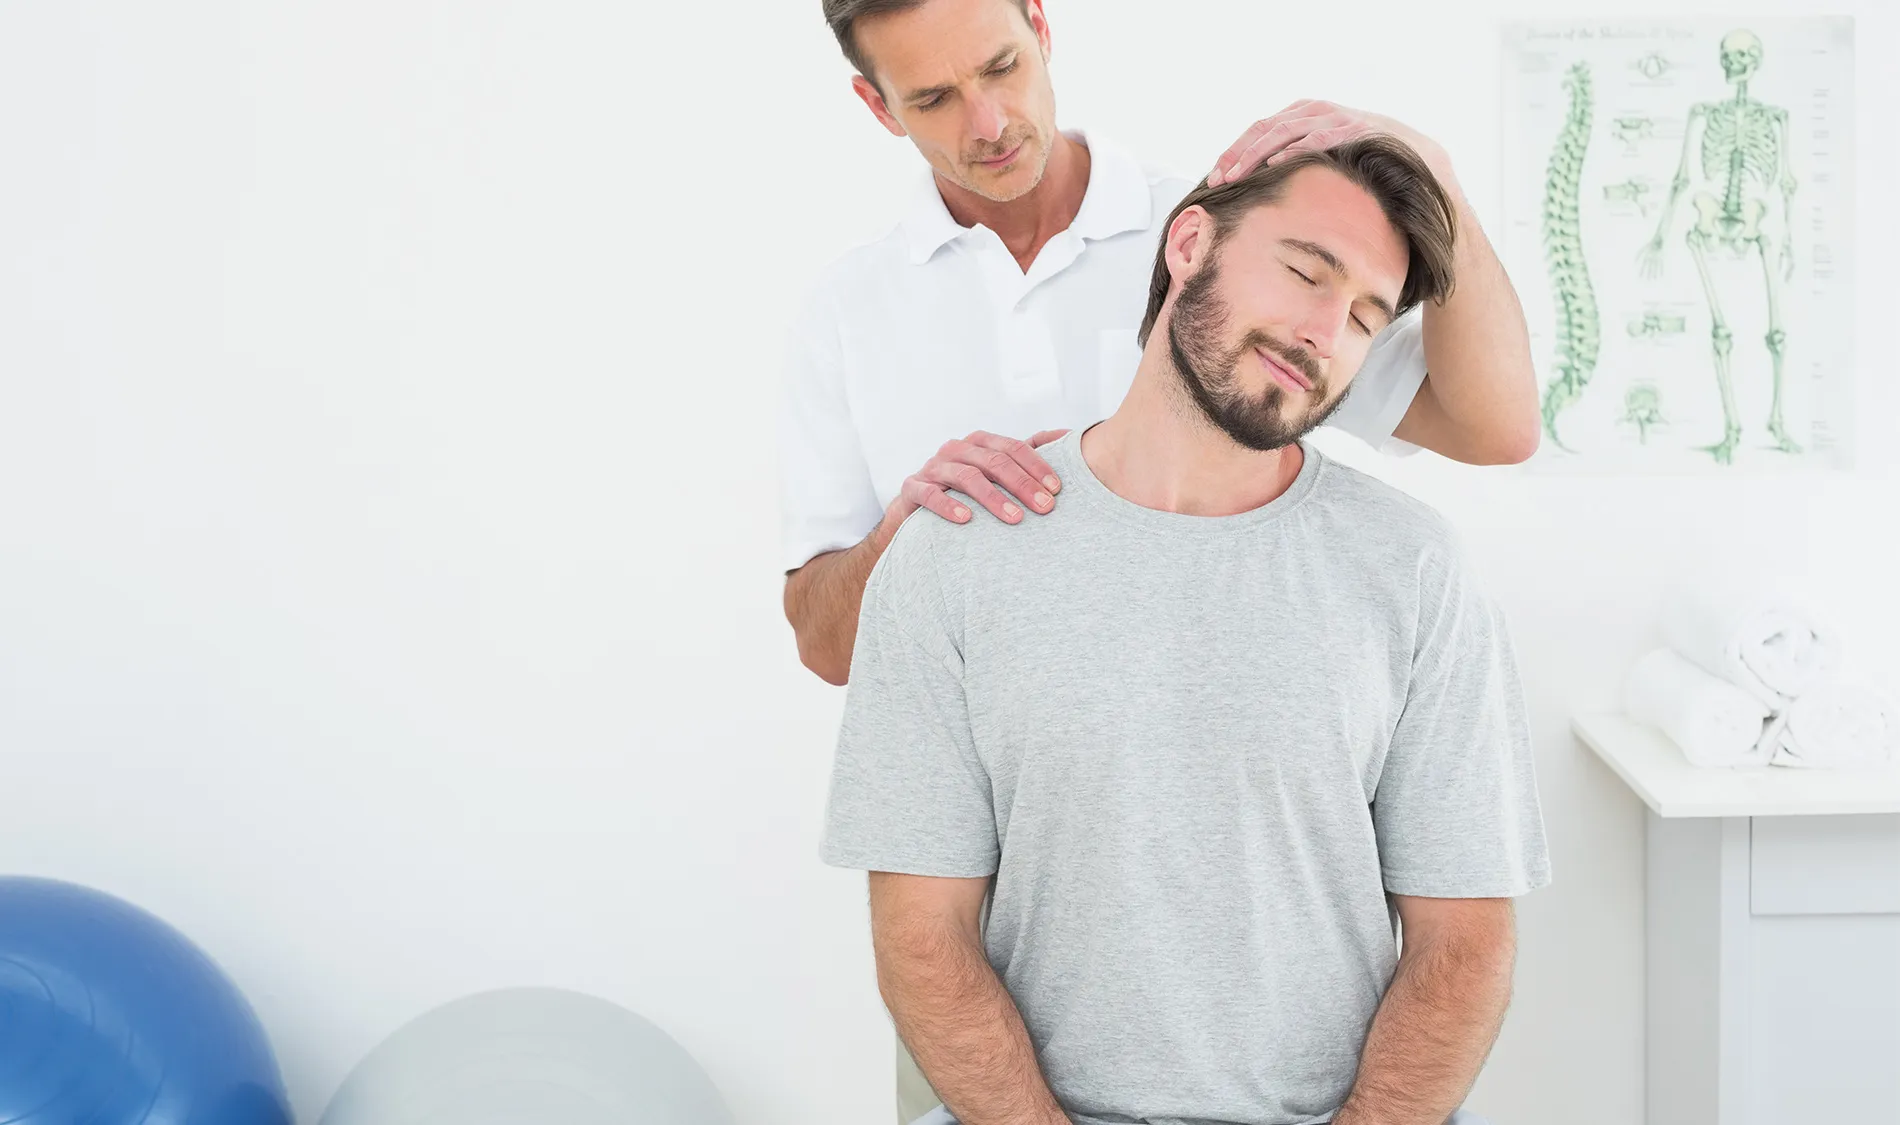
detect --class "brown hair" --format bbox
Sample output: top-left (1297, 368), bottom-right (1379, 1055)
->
top-left (822, 0), bottom-right (1032, 90)
top-left (1136, 135), bottom-right (1458, 348)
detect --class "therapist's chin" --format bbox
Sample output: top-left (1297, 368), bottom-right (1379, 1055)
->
top-left (963, 146), bottom-right (1045, 199)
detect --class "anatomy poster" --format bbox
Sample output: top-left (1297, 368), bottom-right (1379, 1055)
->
top-left (1501, 18), bottom-right (1855, 472)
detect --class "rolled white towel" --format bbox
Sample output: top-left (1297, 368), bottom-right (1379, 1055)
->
top-left (1659, 580), bottom-right (1839, 711)
top-left (1757, 681), bottom-right (1900, 770)
top-left (1625, 647), bottom-right (1775, 768)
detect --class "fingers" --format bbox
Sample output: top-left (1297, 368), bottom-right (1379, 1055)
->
top-left (1264, 122), bottom-right (1366, 167)
top-left (1209, 102), bottom-right (1341, 185)
top-left (1027, 428), bottom-right (1070, 448)
top-left (901, 475), bottom-right (972, 524)
top-left (940, 460), bottom-right (1026, 523)
top-left (965, 430), bottom-right (1062, 498)
top-left (905, 431), bottom-right (1066, 528)
top-left (939, 435), bottom-right (1048, 519)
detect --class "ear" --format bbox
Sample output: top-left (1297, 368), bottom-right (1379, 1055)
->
top-left (851, 74), bottom-right (907, 138)
top-left (1164, 205), bottom-right (1216, 285)
top-left (1024, 0), bottom-right (1053, 62)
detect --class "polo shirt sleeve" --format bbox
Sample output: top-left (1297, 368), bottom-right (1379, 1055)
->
top-left (1371, 539), bottom-right (1552, 899)
top-left (778, 289), bottom-right (884, 573)
top-left (820, 520), bottom-right (999, 878)
top-left (1326, 308), bottom-right (1426, 457)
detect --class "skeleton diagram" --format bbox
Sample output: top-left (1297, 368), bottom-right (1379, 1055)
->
top-left (1638, 30), bottom-right (1799, 464)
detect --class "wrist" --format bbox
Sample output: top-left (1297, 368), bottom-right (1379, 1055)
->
top-left (867, 498), bottom-right (909, 554)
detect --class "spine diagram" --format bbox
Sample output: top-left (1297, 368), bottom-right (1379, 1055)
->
top-left (1539, 62), bottom-right (1601, 451)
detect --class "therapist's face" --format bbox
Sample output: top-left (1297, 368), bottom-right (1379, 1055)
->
top-left (1161, 166), bottom-right (1410, 452)
top-left (851, 0), bottom-right (1059, 203)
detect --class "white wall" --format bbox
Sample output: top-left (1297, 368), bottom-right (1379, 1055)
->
top-left (0, 1), bottom-right (1893, 1122)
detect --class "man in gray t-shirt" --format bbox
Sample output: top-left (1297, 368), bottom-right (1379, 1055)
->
top-left (822, 136), bottom-right (1551, 1125)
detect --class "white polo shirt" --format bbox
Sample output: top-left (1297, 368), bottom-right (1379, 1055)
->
top-left (778, 131), bottom-right (1427, 573)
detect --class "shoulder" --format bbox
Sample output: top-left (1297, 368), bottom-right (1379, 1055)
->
top-left (1152, 173), bottom-right (1196, 224)
top-left (794, 225), bottom-right (913, 323)
top-left (1307, 454), bottom-right (1466, 567)
top-left (863, 507), bottom-right (976, 632)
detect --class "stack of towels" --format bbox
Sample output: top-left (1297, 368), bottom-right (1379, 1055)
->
top-left (1625, 582), bottom-right (1900, 770)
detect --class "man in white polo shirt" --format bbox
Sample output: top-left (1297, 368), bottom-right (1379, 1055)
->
top-left (781, 0), bottom-right (1539, 692)
top-left (779, 0), bottom-right (1541, 1118)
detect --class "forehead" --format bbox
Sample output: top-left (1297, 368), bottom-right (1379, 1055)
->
top-left (1225, 166), bottom-right (1409, 299)
top-left (856, 0), bottom-right (1032, 88)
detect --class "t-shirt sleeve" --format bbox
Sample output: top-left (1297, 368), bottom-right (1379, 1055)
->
top-left (1372, 542), bottom-right (1552, 898)
top-left (1326, 309), bottom-right (1426, 458)
top-left (778, 289), bottom-right (884, 573)
top-left (819, 522), bottom-right (1000, 878)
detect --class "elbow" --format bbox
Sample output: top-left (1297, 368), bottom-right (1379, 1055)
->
top-left (784, 573), bottom-right (851, 686)
top-left (799, 640), bottom-right (850, 687)
top-left (1446, 422), bottom-right (1540, 467)
top-left (1464, 387), bottom-right (1542, 465)
top-left (1490, 419), bottom-right (1541, 465)
top-left (789, 614), bottom-right (850, 685)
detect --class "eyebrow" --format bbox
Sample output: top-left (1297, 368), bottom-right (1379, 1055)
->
top-left (1280, 238), bottom-right (1398, 327)
top-left (903, 47), bottom-right (1016, 104)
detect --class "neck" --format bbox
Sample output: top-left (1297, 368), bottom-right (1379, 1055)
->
top-left (936, 131), bottom-right (1091, 271)
top-left (1080, 344), bottom-right (1305, 518)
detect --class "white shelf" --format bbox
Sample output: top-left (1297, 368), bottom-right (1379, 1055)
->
top-left (1572, 712), bottom-right (1900, 818)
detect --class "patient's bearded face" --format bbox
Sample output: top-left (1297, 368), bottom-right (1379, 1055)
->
top-left (1165, 242), bottom-right (1351, 452)
top-left (1162, 167), bottom-right (1411, 452)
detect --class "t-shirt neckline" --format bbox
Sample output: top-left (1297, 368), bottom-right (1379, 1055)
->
top-left (1051, 421), bottom-right (1325, 535)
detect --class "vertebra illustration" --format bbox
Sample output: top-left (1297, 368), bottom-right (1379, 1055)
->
top-left (1539, 62), bottom-right (1601, 451)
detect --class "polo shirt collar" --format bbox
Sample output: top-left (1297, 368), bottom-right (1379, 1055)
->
top-left (900, 129), bottom-right (1153, 265)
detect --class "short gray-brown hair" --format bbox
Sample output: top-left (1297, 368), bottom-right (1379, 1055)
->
top-left (821, 0), bottom-right (1031, 90)
top-left (1138, 135), bottom-right (1458, 348)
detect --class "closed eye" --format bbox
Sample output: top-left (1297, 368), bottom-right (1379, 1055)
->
top-left (1289, 265), bottom-right (1373, 335)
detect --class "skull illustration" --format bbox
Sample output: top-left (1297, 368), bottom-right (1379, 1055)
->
top-left (1719, 29), bottom-right (1763, 84)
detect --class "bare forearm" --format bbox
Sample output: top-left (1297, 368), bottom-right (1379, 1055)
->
top-left (782, 520), bottom-right (895, 685)
top-left (1417, 190), bottom-right (1539, 461)
top-left (1335, 932), bottom-right (1514, 1125)
top-left (877, 924), bottom-right (1069, 1125)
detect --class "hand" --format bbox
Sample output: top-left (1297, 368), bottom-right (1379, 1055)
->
top-left (1637, 236), bottom-right (1667, 280)
top-left (1206, 100), bottom-right (1458, 196)
top-left (878, 429), bottom-right (1068, 539)
top-left (1778, 239), bottom-right (1794, 281)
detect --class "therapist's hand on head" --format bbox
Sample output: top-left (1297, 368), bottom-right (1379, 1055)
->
top-left (1206, 99), bottom-right (1458, 193)
top-left (881, 429), bottom-right (1069, 536)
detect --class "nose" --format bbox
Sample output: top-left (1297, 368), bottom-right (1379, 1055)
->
top-left (966, 93), bottom-right (1007, 145)
top-left (1294, 296), bottom-right (1349, 362)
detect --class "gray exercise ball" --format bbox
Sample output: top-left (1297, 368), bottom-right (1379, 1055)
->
top-left (319, 987), bottom-right (736, 1125)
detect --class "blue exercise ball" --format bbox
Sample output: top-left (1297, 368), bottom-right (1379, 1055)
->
top-left (0, 876), bottom-right (291, 1125)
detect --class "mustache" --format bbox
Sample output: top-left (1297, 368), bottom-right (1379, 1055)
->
top-left (965, 127), bottom-right (1033, 164)
top-left (1240, 331), bottom-right (1322, 387)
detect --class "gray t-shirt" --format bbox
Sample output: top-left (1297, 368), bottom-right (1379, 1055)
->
top-left (821, 426), bottom-right (1551, 1125)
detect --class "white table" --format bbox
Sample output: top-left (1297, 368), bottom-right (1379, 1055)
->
top-left (1573, 714), bottom-right (1900, 1124)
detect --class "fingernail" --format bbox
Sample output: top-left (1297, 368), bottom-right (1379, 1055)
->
top-left (1004, 503), bottom-right (1023, 520)
top-left (953, 506), bottom-right (970, 520)
top-left (1043, 475), bottom-right (1060, 492)
top-left (1034, 491), bottom-right (1052, 509)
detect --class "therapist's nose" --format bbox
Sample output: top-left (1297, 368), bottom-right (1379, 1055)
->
top-left (966, 94), bottom-right (1007, 146)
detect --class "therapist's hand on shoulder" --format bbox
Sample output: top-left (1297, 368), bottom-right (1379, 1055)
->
top-left (1206, 99), bottom-right (1459, 193)
top-left (879, 429), bottom-right (1069, 540)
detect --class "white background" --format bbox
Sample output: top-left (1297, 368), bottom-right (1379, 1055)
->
top-left (0, 1), bottom-right (1894, 1123)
